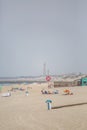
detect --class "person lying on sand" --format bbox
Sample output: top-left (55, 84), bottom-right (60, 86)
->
top-left (63, 89), bottom-right (73, 95)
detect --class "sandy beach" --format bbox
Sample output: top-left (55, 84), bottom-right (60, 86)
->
top-left (0, 83), bottom-right (87, 130)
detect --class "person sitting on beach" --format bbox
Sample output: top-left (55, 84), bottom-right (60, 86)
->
top-left (48, 91), bottom-right (53, 94)
top-left (45, 90), bottom-right (48, 94)
top-left (41, 89), bottom-right (48, 94)
top-left (53, 90), bottom-right (58, 94)
top-left (41, 89), bottom-right (52, 94)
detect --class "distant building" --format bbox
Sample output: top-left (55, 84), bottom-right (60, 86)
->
top-left (81, 77), bottom-right (87, 86)
top-left (54, 80), bottom-right (81, 87)
top-left (53, 75), bottom-right (87, 87)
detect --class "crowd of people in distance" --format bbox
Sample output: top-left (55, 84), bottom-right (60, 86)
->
top-left (41, 89), bottom-right (73, 95)
top-left (41, 89), bottom-right (58, 94)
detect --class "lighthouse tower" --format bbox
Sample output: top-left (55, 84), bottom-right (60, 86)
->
top-left (43, 63), bottom-right (46, 76)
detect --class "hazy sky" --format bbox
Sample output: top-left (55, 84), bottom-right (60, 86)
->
top-left (0, 0), bottom-right (87, 77)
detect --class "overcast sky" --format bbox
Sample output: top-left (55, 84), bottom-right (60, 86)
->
top-left (0, 0), bottom-right (87, 77)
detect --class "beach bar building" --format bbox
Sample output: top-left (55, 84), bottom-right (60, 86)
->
top-left (81, 77), bottom-right (87, 86)
top-left (53, 75), bottom-right (87, 87)
top-left (54, 79), bottom-right (81, 87)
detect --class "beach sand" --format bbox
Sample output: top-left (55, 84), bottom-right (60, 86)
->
top-left (0, 83), bottom-right (87, 130)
